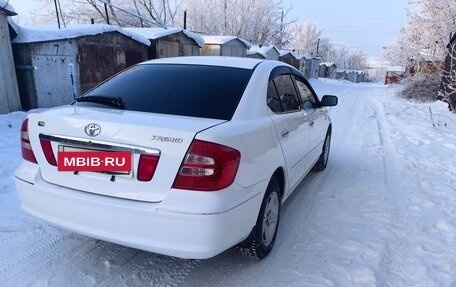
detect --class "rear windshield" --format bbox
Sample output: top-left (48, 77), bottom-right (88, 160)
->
top-left (74, 64), bottom-right (254, 120)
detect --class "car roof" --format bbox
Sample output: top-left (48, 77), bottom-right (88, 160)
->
top-left (140, 56), bottom-right (265, 70)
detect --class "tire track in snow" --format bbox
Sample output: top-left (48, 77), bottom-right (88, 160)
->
top-left (93, 249), bottom-right (200, 287)
top-left (0, 230), bottom-right (73, 281)
top-left (368, 97), bottom-right (426, 287)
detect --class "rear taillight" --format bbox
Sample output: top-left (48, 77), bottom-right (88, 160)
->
top-left (172, 140), bottom-right (241, 191)
top-left (21, 119), bottom-right (37, 164)
top-left (40, 139), bottom-right (57, 166)
top-left (137, 154), bottom-right (160, 182)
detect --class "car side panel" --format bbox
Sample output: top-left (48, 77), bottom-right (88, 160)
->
top-left (196, 117), bottom-right (286, 191)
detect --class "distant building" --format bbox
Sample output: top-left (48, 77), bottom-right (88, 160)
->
top-left (385, 66), bottom-right (406, 85)
top-left (318, 62), bottom-right (337, 78)
top-left (11, 23), bottom-right (150, 109)
top-left (201, 36), bottom-right (250, 57)
top-left (305, 57), bottom-right (321, 79)
top-left (247, 45), bottom-right (280, 60)
top-left (336, 69), bottom-right (368, 83)
top-left (125, 27), bottom-right (204, 59)
top-left (0, 2), bottom-right (21, 113)
top-left (279, 50), bottom-right (304, 70)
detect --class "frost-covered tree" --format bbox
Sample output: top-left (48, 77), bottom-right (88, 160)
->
top-left (346, 50), bottom-right (368, 70)
top-left (440, 40), bottom-right (456, 111)
top-left (183, 0), bottom-right (290, 47)
top-left (33, 0), bottom-right (182, 27)
top-left (287, 21), bottom-right (322, 54)
top-left (384, 0), bottom-right (456, 66)
top-left (384, 0), bottom-right (456, 108)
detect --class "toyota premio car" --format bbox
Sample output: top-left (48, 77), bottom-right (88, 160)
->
top-left (15, 56), bottom-right (337, 260)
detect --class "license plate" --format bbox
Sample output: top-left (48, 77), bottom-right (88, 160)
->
top-left (58, 146), bottom-right (132, 174)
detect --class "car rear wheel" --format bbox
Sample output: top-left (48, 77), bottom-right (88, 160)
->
top-left (313, 128), bottom-right (331, 172)
top-left (239, 177), bottom-right (281, 260)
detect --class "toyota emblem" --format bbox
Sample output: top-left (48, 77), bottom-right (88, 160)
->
top-left (84, 123), bottom-right (101, 137)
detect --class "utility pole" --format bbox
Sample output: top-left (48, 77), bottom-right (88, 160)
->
top-left (280, 10), bottom-right (284, 48)
top-left (184, 10), bottom-right (187, 29)
top-left (316, 38), bottom-right (320, 57)
top-left (53, 0), bottom-right (61, 29)
top-left (104, 3), bottom-right (110, 25)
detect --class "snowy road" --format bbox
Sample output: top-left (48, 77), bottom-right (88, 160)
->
top-left (1, 80), bottom-right (455, 286)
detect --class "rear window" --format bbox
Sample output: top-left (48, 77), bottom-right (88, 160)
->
top-left (75, 64), bottom-right (254, 120)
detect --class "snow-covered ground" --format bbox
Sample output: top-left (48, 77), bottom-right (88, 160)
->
top-left (1, 79), bottom-right (455, 286)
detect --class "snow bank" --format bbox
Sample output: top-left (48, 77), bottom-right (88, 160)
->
top-left (125, 27), bottom-right (205, 47)
top-left (10, 22), bottom-right (151, 46)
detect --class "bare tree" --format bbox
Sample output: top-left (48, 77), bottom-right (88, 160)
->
top-left (440, 41), bottom-right (456, 111)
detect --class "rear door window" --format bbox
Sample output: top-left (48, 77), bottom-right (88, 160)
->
top-left (293, 76), bottom-right (317, 110)
top-left (267, 80), bottom-right (283, 113)
top-left (271, 74), bottom-right (300, 112)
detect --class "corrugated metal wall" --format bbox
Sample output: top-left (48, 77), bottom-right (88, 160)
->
top-left (202, 40), bottom-right (247, 57)
top-left (78, 32), bottom-right (148, 93)
top-left (33, 41), bottom-right (79, 108)
top-left (0, 12), bottom-right (21, 113)
top-left (14, 32), bottom-right (148, 109)
top-left (151, 32), bottom-right (200, 59)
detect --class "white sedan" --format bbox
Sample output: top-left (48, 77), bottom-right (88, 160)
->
top-left (15, 56), bottom-right (337, 259)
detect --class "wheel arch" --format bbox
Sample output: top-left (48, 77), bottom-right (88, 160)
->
top-left (272, 167), bottom-right (285, 200)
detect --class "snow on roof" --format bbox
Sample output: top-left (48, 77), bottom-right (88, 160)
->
top-left (320, 62), bottom-right (336, 67)
top-left (249, 44), bottom-right (280, 56)
top-left (125, 27), bottom-right (205, 47)
top-left (10, 23), bottom-right (151, 46)
top-left (201, 35), bottom-right (251, 48)
top-left (279, 49), bottom-right (307, 60)
top-left (387, 66), bottom-right (405, 72)
top-left (0, 0), bottom-right (16, 16)
top-left (279, 49), bottom-right (291, 56)
top-left (247, 50), bottom-right (267, 59)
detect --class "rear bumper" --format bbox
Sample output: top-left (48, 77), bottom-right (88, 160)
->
top-left (14, 175), bottom-right (263, 259)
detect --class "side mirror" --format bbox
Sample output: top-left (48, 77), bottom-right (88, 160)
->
top-left (320, 95), bottom-right (338, 107)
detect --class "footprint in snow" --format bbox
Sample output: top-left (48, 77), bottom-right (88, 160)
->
top-left (422, 221), bottom-right (455, 237)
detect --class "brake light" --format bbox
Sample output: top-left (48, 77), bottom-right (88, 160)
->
top-left (172, 140), bottom-right (241, 191)
top-left (21, 119), bottom-right (37, 164)
top-left (40, 139), bottom-right (57, 166)
top-left (137, 154), bottom-right (159, 181)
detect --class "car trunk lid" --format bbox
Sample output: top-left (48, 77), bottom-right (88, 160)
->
top-left (27, 106), bottom-right (225, 202)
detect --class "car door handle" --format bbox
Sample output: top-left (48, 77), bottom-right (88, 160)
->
top-left (309, 121), bottom-right (315, 127)
top-left (281, 130), bottom-right (290, 138)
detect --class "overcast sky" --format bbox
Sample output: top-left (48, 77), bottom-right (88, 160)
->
top-left (7, 0), bottom-right (410, 59)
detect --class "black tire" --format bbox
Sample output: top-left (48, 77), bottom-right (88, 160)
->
top-left (239, 177), bottom-right (281, 260)
top-left (313, 128), bottom-right (331, 172)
